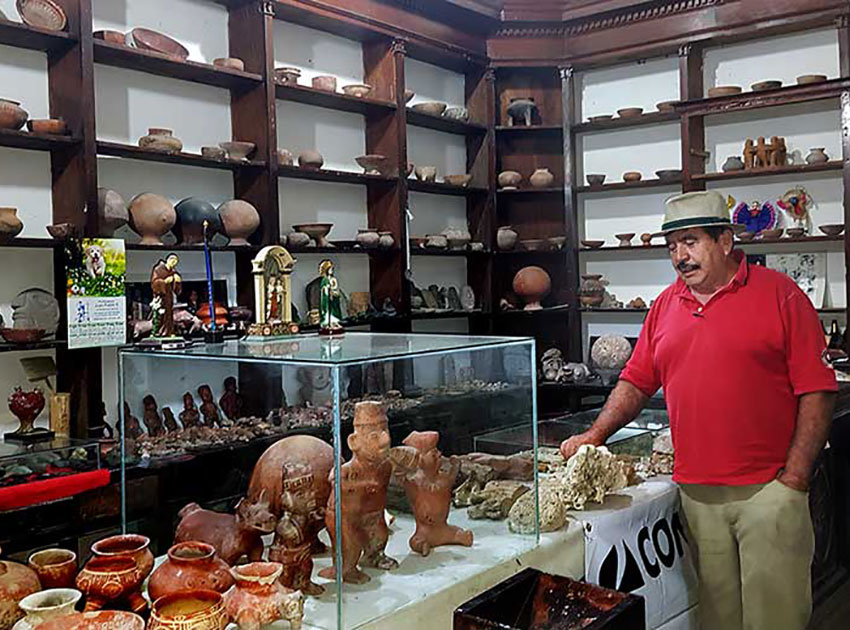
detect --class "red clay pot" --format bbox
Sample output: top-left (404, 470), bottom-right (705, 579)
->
top-left (148, 542), bottom-right (234, 602)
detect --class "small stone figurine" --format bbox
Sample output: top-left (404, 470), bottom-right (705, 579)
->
top-left (198, 384), bottom-right (221, 427)
top-left (122, 402), bottom-right (144, 439)
top-left (269, 463), bottom-right (325, 595)
top-left (142, 394), bottom-right (165, 437)
top-left (391, 431), bottom-right (473, 556)
top-left (219, 376), bottom-right (244, 421)
top-left (179, 392), bottom-right (201, 428)
top-left (162, 407), bottom-right (179, 433)
top-left (318, 259), bottom-right (344, 336)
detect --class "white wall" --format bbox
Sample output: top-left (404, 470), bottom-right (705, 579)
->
top-left (405, 58), bottom-right (466, 111)
top-left (273, 20), bottom-right (364, 88)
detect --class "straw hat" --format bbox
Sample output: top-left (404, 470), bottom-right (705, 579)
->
top-left (659, 190), bottom-right (733, 234)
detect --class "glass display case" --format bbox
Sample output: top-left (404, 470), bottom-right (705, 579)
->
top-left (118, 332), bottom-right (538, 629)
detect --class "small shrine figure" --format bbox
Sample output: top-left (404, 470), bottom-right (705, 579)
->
top-left (318, 259), bottom-right (344, 336)
top-left (391, 431), bottom-right (473, 556)
top-left (150, 254), bottom-right (183, 339)
top-left (269, 463), bottom-right (326, 595)
top-left (320, 401), bottom-right (397, 584)
top-left (179, 392), bottom-right (201, 428)
top-left (219, 376), bottom-right (244, 421)
top-left (198, 384), bottom-right (221, 427)
top-left (247, 245), bottom-right (299, 338)
top-left (122, 401), bottom-right (144, 439)
top-left (142, 394), bottom-right (165, 437)
top-left (742, 138), bottom-right (756, 169)
top-left (162, 407), bottom-right (179, 433)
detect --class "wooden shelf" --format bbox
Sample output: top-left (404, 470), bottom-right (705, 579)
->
top-left (93, 40), bottom-right (263, 90)
top-left (411, 248), bottom-right (490, 257)
top-left (407, 179), bottom-right (488, 196)
top-left (275, 82), bottom-right (396, 115)
top-left (124, 242), bottom-right (261, 253)
top-left (410, 309), bottom-right (485, 320)
top-left (0, 19), bottom-right (76, 52)
top-left (580, 235), bottom-right (844, 253)
top-left (495, 304), bottom-right (571, 317)
top-left (406, 109), bottom-right (488, 135)
top-left (0, 129), bottom-right (81, 151)
top-left (97, 141), bottom-right (266, 170)
top-left (573, 111), bottom-right (679, 133)
top-left (0, 339), bottom-right (65, 353)
top-left (287, 241), bottom-right (399, 255)
top-left (495, 249), bottom-right (567, 256)
top-left (676, 78), bottom-right (850, 116)
top-left (496, 125), bottom-right (563, 135)
top-left (693, 161), bottom-right (844, 182)
top-left (278, 165), bottom-right (395, 185)
top-left (0, 238), bottom-right (62, 249)
top-left (576, 177), bottom-right (680, 193)
top-left (497, 187), bottom-right (562, 195)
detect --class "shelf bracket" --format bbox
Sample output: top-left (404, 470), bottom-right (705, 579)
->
top-left (260, 1), bottom-right (274, 17)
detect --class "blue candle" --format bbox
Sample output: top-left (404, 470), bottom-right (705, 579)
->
top-left (203, 220), bottom-right (216, 332)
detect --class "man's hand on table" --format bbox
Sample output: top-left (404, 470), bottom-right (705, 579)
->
top-left (559, 430), bottom-right (604, 461)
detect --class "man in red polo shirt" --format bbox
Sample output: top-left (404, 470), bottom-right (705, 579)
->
top-left (560, 191), bottom-right (837, 630)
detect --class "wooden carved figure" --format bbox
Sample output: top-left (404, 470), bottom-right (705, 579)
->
top-left (319, 401), bottom-right (397, 584)
top-left (770, 136), bottom-right (787, 167)
top-left (392, 431), bottom-right (473, 556)
top-left (269, 463), bottom-right (325, 595)
top-left (179, 392), bottom-right (201, 428)
top-left (755, 136), bottom-right (770, 168)
top-left (742, 138), bottom-right (756, 169)
top-left (219, 376), bottom-right (244, 421)
top-left (198, 384), bottom-right (221, 427)
top-left (142, 394), bottom-right (165, 437)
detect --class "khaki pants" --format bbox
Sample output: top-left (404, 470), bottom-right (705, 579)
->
top-left (679, 480), bottom-right (814, 630)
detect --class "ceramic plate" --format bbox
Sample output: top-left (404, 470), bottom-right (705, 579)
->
top-left (16, 0), bottom-right (66, 31)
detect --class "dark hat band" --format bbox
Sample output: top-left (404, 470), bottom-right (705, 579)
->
top-left (661, 215), bottom-right (731, 233)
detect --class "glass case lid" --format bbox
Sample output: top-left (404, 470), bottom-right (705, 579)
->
top-left (0, 437), bottom-right (98, 461)
top-left (119, 332), bottom-right (534, 366)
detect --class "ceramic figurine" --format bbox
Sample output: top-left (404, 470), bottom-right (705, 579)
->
top-left (161, 407), bottom-right (178, 433)
top-left (391, 431), bottom-right (473, 556)
top-left (150, 254), bottom-right (182, 339)
top-left (147, 542), bottom-right (234, 602)
top-left (174, 492), bottom-right (276, 566)
top-left (318, 259), bottom-right (344, 336)
top-left (755, 136), bottom-right (770, 168)
top-left (0, 546), bottom-right (41, 630)
top-left (179, 392), bottom-right (200, 428)
top-left (319, 401), bottom-right (397, 584)
top-left (269, 464), bottom-right (325, 595)
top-left (742, 139), bottom-right (756, 169)
top-left (247, 246), bottom-right (298, 338)
top-left (218, 376), bottom-right (244, 422)
top-left (122, 402), bottom-right (144, 439)
top-left (7, 387), bottom-right (46, 437)
top-left (770, 136), bottom-right (787, 167)
top-left (223, 563), bottom-right (304, 630)
top-left (141, 394), bottom-right (165, 437)
top-left (506, 97), bottom-right (538, 127)
top-left (197, 384), bottom-right (221, 427)
top-left (579, 274), bottom-right (606, 307)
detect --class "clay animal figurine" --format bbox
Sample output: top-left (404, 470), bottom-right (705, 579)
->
top-left (391, 431), bottom-right (473, 556)
top-left (141, 394), bottom-right (165, 437)
top-left (742, 138), bottom-right (756, 170)
top-left (122, 402), bottom-right (144, 439)
top-left (162, 407), bottom-right (179, 433)
top-left (770, 136), bottom-right (787, 167)
top-left (224, 562), bottom-right (304, 630)
top-left (179, 392), bottom-right (201, 428)
top-left (174, 491), bottom-right (276, 566)
top-left (755, 136), bottom-right (770, 168)
top-left (269, 463), bottom-right (325, 595)
top-left (197, 384), bottom-right (221, 427)
top-left (319, 401), bottom-right (397, 584)
top-left (218, 376), bottom-right (244, 421)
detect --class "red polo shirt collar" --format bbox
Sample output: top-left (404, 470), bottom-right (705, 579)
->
top-left (672, 250), bottom-right (748, 304)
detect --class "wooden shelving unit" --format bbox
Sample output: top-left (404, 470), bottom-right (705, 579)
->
top-left (274, 82), bottom-right (396, 115)
top-left (0, 129), bottom-right (82, 151)
top-left (97, 141), bottom-right (267, 171)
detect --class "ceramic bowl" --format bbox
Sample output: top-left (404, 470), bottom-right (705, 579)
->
top-left (342, 83), bottom-right (373, 98)
top-left (444, 106), bottom-right (469, 122)
top-left (819, 224), bottom-right (845, 237)
top-left (17, 0), bottom-right (66, 31)
top-left (415, 165), bottom-right (437, 182)
top-left (93, 30), bottom-right (125, 44)
top-left (219, 141), bottom-right (256, 161)
top-left (444, 174), bottom-right (472, 187)
top-left (615, 233), bottom-right (635, 246)
top-left (581, 240), bottom-right (604, 249)
top-left (298, 149), bottom-right (324, 170)
top-left (149, 590), bottom-right (228, 630)
top-left (312, 75), bottom-right (338, 92)
top-left (588, 114), bottom-right (614, 122)
top-left (760, 228), bottom-right (783, 240)
top-left (785, 227), bottom-right (806, 238)
top-left (737, 231), bottom-right (755, 241)
top-left (797, 74), bottom-right (828, 85)
top-left (404, 89), bottom-right (415, 103)
top-left (616, 107), bottom-right (643, 118)
top-left (411, 102), bottom-right (447, 116)
top-left (36, 611), bottom-right (145, 630)
top-left (707, 85), bottom-right (742, 98)
top-left (213, 57), bottom-right (245, 72)
top-left (622, 171), bottom-right (642, 182)
top-left (520, 239), bottom-right (546, 251)
top-left (27, 118), bottom-right (68, 135)
top-left (751, 80), bottom-right (782, 92)
top-left (274, 67), bottom-right (301, 84)
top-left (126, 27), bottom-right (189, 60)
top-left (586, 174), bottom-right (606, 187)
top-left (656, 100), bottom-right (678, 112)
top-left (655, 169), bottom-right (682, 182)
top-left (355, 154), bottom-right (390, 176)
top-left (547, 236), bottom-right (566, 250)
top-left (0, 328), bottom-right (46, 344)
top-left (201, 146), bottom-right (226, 160)
top-left (292, 223), bottom-right (333, 248)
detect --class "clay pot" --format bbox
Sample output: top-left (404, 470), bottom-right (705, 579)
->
top-left (640, 233), bottom-right (653, 247)
top-left (312, 75), bottom-right (337, 92)
top-left (797, 74), bottom-right (828, 85)
top-left (622, 171), bottom-right (642, 182)
top-left (26, 119), bottom-right (67, 135)
top-left (415, 166), bottom-right (437, 182)
top-left (174, 197), bottom-right (220, 245)
top-left (581, 239), bottom-right (604, 249)
top-left (75, 556), bottom-right (144, 613)
top-left (342, 84), bottom-right (372, 98)
top-left (0, 208), bottom-right (24, 240)
top-left (722, 156), bottom-right (744, 172)
top-left (148, 543), bottom-right (234, 603)
top-left (617, 107), bottom-right (643, 118)
top-left (378, 231), bottom-right (395, 249)
top-left (292, 223), bottom-right (332, 248)
top-left (0, 546), bottom-right (41, 630)
top-left (149, 590), bottom-right (228, 630)
top-left (512, 266), bottom-right (551, 311)
top-left (498, 171), bottom-right (522, 189)
top-left (496, 226), bottom-right (518, 251)
top-left (444, 226), bottom-right (471, 250)
top-left (274, 67), bottom-right (301, 85)
top-left (506, 97), bottom-right (538, 127)
top-left (356, 228), bottom-right (380, 249)
top-left (93, 30), bottom-right (125, 45)
top-left (410, 102), bottom-right (447, 116)
top-left (36, 611), bottom-right (144, 630)
top-left (806, 148), bottom-right (829, 164)
top-left (425, 233), bottom-right (448, 249)
top-left (707, 85), bottom-right (742, 98)
top-left (444, 174), bottom-right (472, 187)
top-left (529, 168), bottom-right (555, 188)
top-left (218, 200), bottom-right (260, 246)
top-left (277, 148), bottom-right (294, 167)
top-left (91, 534), bottom-right (153, 584)
top-left (615, 233), bottom-right (635, 247)
top-left (219, 141), bottom-right (256, 162)
top-left (8, 387), bottom-right (45, 435)
top-left (12, 588), bottom-right (80, 630)
top-left (213, 57), bottom-right (244, 72)
top-left (96, 188), bottom-right (128, 236)
top-left (355, 154), bottom-right (390, 176)
top-left (128, 193), bottom-right (176, 245)
top-left (0, 99), bottom-right (28, 130)
top-left (298, 149), bottom-right (324, 170)
top-left (223, 563), bottom-right (304, 630)
top-left (579, 274), bottom-right (606, 307)
top-left (139, 128), bottom-right (182, 154)
top-left (27, 549), bottom-right (77, 589)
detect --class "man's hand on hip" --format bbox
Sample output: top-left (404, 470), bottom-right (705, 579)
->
top-left (776, 468), bottom-right (810, 492)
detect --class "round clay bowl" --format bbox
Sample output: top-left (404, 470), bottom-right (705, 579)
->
top-left (292, 223), bottom-right (333, 247)
top-left (342, 83), bottom-right (372, 98)
top-left (760, 228), bottom-right (783, 240)
top-left (219, 200), bottom-right (260, 246)
top-left (520, 239), bottom-right (546, 251)
top-left (616, 107), bottom-right (643, 118)
top-left (737, 231), bottom-right (755, 241)
top-left (656, 100), bottom-right (678, 112)
top-left (355, 154), bottom-right (390, 176)
top-left (26, 118), bottom-right (68, 135)
top-left (707, 85), bottom-right (742, 98)
top-left (411, 102), bottom-right (447, 116)
top-left (622, 171), bottom-right (642, 182)
top-left (581, 239), bottom-right (604, 249)
top-left (298, 149), bottom-right (324, 170)
top-left (444, 174), bottom-right (472, 187)
top-left (444, 106), bottom-right (469, 122)
top-left (414, 166), bottom-right (437, 182)
top-left (93, 30), bottom-right (125, 45)
top-left (588, 114), bottom-right (614, 122)
top-left (128, 193), bottom-right (176, 246)
top-left (219, 141), bottom-right (256, 161)
top-left (17, 0), bottom-right (67, 31)
top-left (126, 27), bottom-right (189, 60)
top-left (751, 80), bottom-right (782, 92)
top-left (274, 67), bottom-right (301, 84)
top-left (0, 328), bottom-right (46, 344)
top-left (0, 98), bottom-right (28, 130)
top-left (28, 548), bottom-right (77, 588)
top-left (785, 227), bottom-right (806, 238)
top-left (213, 57), bottom-right (245, 72)
top-left (819, 224), bottom-right (845, 237)
top-left (797, 74), bottom-right (828, 85)
top-left (37, 611), bottom-right (145, 630)
top-left (615, 233), bottom-right (635, 246)
top-left (149, 590), bottom-right (228, 630)
top-left (655, 169), bottom-right (682, 182)
top-left (586, 174), bottom-right (606, 187)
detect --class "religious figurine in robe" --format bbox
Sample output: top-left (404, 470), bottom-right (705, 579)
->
top-left (318, 259), bottom-right (343, 336)
top-left (150, 254), bottom-right (182, 338)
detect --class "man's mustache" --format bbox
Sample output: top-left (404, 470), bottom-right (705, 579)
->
top-left (677, 262), bottom-right (699, 273)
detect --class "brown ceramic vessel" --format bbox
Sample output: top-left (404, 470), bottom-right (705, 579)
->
top-left (0, 546), bottom-right (41, 630)
top-left (0, 99), bottom-right (28, 131)
top-left (0, 207), bottom-right (23, 240)
top-left (35, 611), bottom-right (145, 630)
top-left (90, 534), bottom-right (154, 584)
top-left (148, 542), bottom-right (234, 602)
top-left (93, 30), bottom-right (124, 45)
top-left (149, 590), bottom-right (228, 630)
top-left (27, 548), bottom-right (77, 589)
top-left (126, 27), bottom-right (189, 60)
top-left (26, 118), bottom-right (67, 135)
top-left (512, 266), bottom-right (551, 311)
top-left (213, 57), bottom-right (244, 72)
top-left (218, 200), bottom-right (260, 246)
top-left (223, 563), bottom-right (304, 630)
top-left (75, 556), bottom-right (145, 613)
top-left (128, 193), bottom-right (176, 245)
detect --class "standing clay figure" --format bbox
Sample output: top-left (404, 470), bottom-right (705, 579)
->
top-left (391, 431), bottom-right (473, 556)
top-left (219, 376), bottom-right (244, 422)
top-left (269, 463), bottom-right (325, 595)
top-left (162, 407), bottom-right (178, 433)
top-left (141, 395), bottom-right (165, 437)
top-left (198, 384), bottom-right (221, 427)
top-left (122, 402), bottom-right (144, 439)
top-left (755, 136), bottom-right (770, 168)
top-left (179, 392), bottom-right (200, 428)
top-left (318, 259), bottom-right (344, 336)
top-left (770, 136), bottom-right (787, 167)
top-left (742, 138), bottom-right (756, 169)
top-left (150, 254), bottom-right (182, 339)
top-left (174, 491), bottom-right (276, 565)
top-left (319, 401), bottom-right (397, 584)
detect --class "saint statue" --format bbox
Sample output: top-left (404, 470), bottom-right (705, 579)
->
top-left (150, 254), bottom-right (182, 338)
top-left (318, 259), bottom-right (343, 336)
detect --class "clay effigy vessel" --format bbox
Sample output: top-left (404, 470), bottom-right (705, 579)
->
top-left (391, 431), bottom-right (473, 556)
top-left (148, 589), bottom-right (228, 630)
top-left (7, 387), bottom-right (45, 436)
top-left (223, 563), bottom-right (304, 630)
top-left (0, 546), bottom-right (41, 630)
top-left (218, 376), bottom-right (243, 422)
top-left (75, 556), bottom-right (145, 613)
top-left (90, 534), bottom-right (153, 586)
top-left (319, 401), bottom-right (397, 584)
top-left (179, 392), bottom-right (201, 428)
top-left (148, 542), bottom-right (234, 602)
top-left (174, 493), bottom-right (276, 566)
top-left (142, 394), bottom-right (165, 437)
top-left (27, 549), bottom-right (77, 589)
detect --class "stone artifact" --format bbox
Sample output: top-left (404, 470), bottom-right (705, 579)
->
top-left (150, 254), bottom-right (182, 338)
top-left (148, 590), bottom-right (228, 630)
top-left (591, 334), bottom-right (632, 370)
top-left (0, 546), bottom-right (41, 630)
top-left (318, 259), bottom-right (344, 336)
top-left (312, 75), bottom-right (337, 92)
top-left (148, 542), bottom-right (234, 602)
top-left (298, 149), bottom-right (324, 170)
top-left (554, 445), bottom-right (630, 510)
top-left (806, 147), bottom-right (829, 164)
top-left (11, 588), bottom-right (80, 630)
top-left (460, 453), bottom-right (535, 481)
top-left (214, 57), bottom-right (245, 71)
top-left (174, 197), bottom-right (220, 245)
top-left (508, 485), bottom-right (566, 534)
top-left (497, 225), bottom-right (518, 251)
top-left (7, 387), bottom-right (45, 437)
top-left (529, 168), bottom-right (555, 188)
top-left (444, 226), bottom-right (471, 250)
top-left (142, 394), bottom-right (165, 436)
top-left (126, 27), bottom-right (189, 59)
top-left (27, 549), bottom-right (76, 589)
top-left (198, 384), bottom-right (221, 427)
top-left (179, 392), bottom-right (201, 428)
top-left (722, 156), bottom-right (744, 172)
top-left (579, 274), bottom-right (606, 307)
top-left (247, 245), bottom-right (298, 338)
top-left (356, 228), bottom-right (379, 249)
top-left (96, 188), bottom-right (128, 236)
top-left (139, 128), bottom-right (182, 154)
top-left (269, 463), bottom-right (325, 595)
top-left (36, 611), bottom-right (144, 630)
top-left (0, 99), bottom-right (28, 130)
top-left (218, 376), bottom-right (243, 421)
top-left (129, 193), bottom-right (176, 246)
top-left (498, 170), bottom-right (522, 189)
top-left (355, 154), bottom-right (390, 176)
top-left (415, 165), bottom-right (437, 182)
top-left (460, 285), bottom-right (476, 311)
top-left (0, 208), bottom-right (23, 240)
top-left (122, 401), bottom-right (144, 439)
top-left (161, 407), bottom-right (178, 433)
top-left (379, 231), bottom-right (395, 249)
top-left (320, 401), bottom-right (397, 583)
top-left (175, 495), bottom-right (275, 565)
top-left (202, 146), bottom-right (226, 160)
top-left (512, 266), bottom-right (551, 311)
top-left (224, 563), bottom-right (304, 630)
top-left (468, 480), bottom-right (530, 520)
top-left (391, 431), bottom-right (473, 556)
top-left (506, 97), bottom-right (538, 127)
top-left (218, 200), bottom-right (260, 246)
top-left (453, 462), bottom-right (496, 507)
top-left (75, 556), bottom-right (145, 613)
